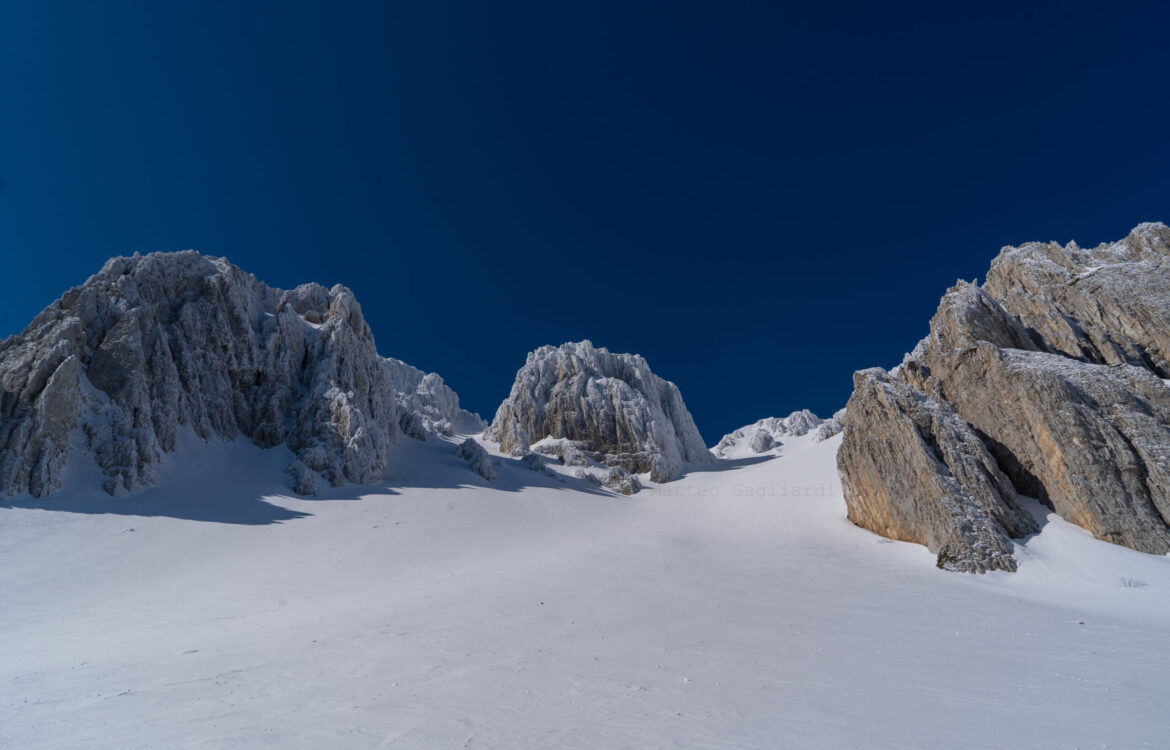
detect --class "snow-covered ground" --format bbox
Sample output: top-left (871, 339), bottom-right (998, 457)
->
top-left (2, 433), bottom-right (1169, 749)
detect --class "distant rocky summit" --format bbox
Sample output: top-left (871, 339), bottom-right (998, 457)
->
top-left (385, 357), bottom-right (485, 440)
top-left (838, 223), bottom-right (1170, 572)
top-left (713, 408), bottom-right (845, 458)
top-left (455, 437), bottom-right (496, 480)
top-left (0, 251), bottom-right (473, 499)
top-left (486, 340), bottom-right (714, 483)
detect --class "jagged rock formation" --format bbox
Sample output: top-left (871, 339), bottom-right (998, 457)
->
top-left (486, 341), bottom-right (713, 483)
top-left (779, 409), bottom-right (820, 437)
top-left (983, 222), bottom-right (1170, 372)
top-left (713, 409), bottom-right (845, 458)
top-left (385, 357), bottom-right (486, 440)
top-left (838, 369), bottom-right (1038, 572)
top-left (839, 223), bottom-right (1170, 571)
top-left (455, 438), bottom-right (496, 480)
top-left (0, 250), bottom-right (460, 499)
top-left (599, 465), bottom-right (642, 495)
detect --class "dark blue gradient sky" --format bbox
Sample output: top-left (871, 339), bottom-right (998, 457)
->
top-left (2, 1), bottom-right (1168, 441)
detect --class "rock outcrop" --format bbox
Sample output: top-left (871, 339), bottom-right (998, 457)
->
top-left (839, 223), bottom-right (1170, 570)
top-left (838, 369), bottom-right (1038, 573)
top-left (0, 251), bottom-right (439, 498)
top-left (455, 437), bottom-right (496, 480)
top-left (982, 222), bottom-right (1170, 373)
top-left (486, 341), bottom-right (713, 483)
top-left (385, 357), bottom-right (486, 440)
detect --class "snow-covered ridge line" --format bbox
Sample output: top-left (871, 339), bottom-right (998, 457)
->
top-left (713, 408), bottom-right (845, 458)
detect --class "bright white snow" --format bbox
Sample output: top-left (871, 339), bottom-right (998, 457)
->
top-left (2, 432), bottom-right (1168, 748)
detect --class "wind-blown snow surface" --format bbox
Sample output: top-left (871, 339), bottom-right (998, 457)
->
top-left (2, 433), bottom-right (1169, 749)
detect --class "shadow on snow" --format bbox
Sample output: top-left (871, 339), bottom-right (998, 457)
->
top-left (0, 435), bottom-right (615, 525)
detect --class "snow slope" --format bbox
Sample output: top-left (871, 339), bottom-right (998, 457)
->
top-left (2, 432), bottom-right (1169, 749)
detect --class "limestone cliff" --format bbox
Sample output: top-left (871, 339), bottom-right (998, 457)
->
top-left (839, 223), bottom-right (1170, 570)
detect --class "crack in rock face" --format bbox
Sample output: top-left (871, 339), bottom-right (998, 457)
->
top-left (486, 340), bottom-right (713, 484)
top-left (839, 223), bottom-right (1170, 571)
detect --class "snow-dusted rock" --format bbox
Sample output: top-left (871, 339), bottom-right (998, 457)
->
top-left (520, 452), bottom-right (547, 472)
top-left (712, 409), bottom-right (842, 458)
top-left (384, 357), bottom-right (486, 440)
top-left (601, 465), bottom-right (641, 495)
top-left (748, 429), bottom-right (775, 453)
top-left (574, 468), bottom-right (602, 485)
top-left (812, 408), bottom-right (846, 443)
top-left (532, 437), bottom-right (590, 468)
top-left (839, 223), bottom-right (1170, 569)
top-left (779, 409), bottom-right (820, 436)
top-left (455, 437), bottom-right (496, 480)
top-left (0, 251), bottom-right (400, 498)
top-left (713, 427), bottom-right (766, 458)
top-left (487, 341), bottom-right (713, 483)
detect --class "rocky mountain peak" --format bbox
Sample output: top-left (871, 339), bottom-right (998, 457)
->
top-left (486, 340), bottom-right (713, 483)
top-left (0, 251), bottom-right (410, 499)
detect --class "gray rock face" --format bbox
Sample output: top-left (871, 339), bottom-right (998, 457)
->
top-left (813, 408), bottom-right (847, 443)
top-left (0, 251), bottom-right (399, 497)
top-left (385, 357), bottom-right (486, 440)
top-left (983, 222), bottom-right (1170, 374)
top-left (838, 369), bottom-right (1038, 573)
top-left (839, 223), bottom-right (1170, 570)
top-left (487, 341), bottom-right (713, 483)
top-left (909, 282), bottom-right (1170, 556)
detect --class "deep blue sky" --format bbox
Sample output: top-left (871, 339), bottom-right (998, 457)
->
top-left (2, 2), bottom-right (1168, 441)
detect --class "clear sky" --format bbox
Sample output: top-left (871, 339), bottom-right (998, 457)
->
top-left (1, 1), bottom-right (1168, 441)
